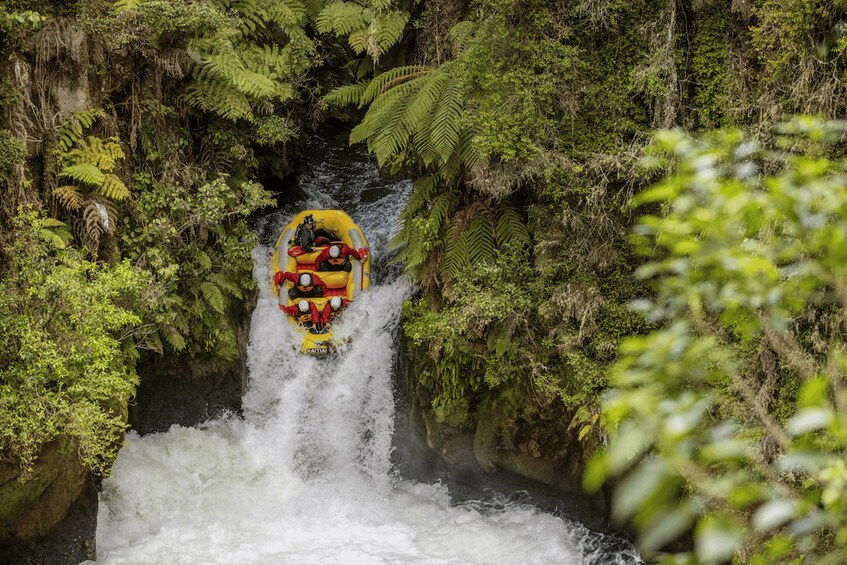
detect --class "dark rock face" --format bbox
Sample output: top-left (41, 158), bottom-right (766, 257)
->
top-left (398, 333), bottom-right (604, 504)
top-left (128, 292), bottom-right (255, 434)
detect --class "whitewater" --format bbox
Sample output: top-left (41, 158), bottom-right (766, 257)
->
top-left (92, 134), bottom-right (641, 565)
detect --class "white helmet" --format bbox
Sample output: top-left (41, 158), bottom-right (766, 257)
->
top-left (298, 300), bottom-right (310, 313)
top-left (330, 296), bottom-right (342, 310)
top-left (329, 245), bottom-right (341, 258)
top-left (299, 273), bottom-right (312, 286)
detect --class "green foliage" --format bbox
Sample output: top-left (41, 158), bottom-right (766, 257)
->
top-left (586, 119), bottom-right (847, 563)
top-left (53, 119), bottom-right (129, 254)
top-left (0, 212), bottom-right (144, 475)
top-left (316, 0), bottom-right (410, 62)
top-left (121, 174), bottom-right (274, 358)
top-left (0, 129), bottom-right (26, 181)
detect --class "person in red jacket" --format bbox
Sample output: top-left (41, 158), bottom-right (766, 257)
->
top-left (314, 243), bottom-right (369, 272)
top-left (280, 299), bottom-right (320, 328)
top-left (274, 271), bottom-right (328, 299)
top-left (320, 296), bottom-right (351, 325)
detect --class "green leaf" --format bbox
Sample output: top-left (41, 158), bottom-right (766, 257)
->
top-left (695, 515), bottom-right (744, 564)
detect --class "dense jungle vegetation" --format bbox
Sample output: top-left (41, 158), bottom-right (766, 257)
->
top-left (1, 0), bottom-right (846, 562)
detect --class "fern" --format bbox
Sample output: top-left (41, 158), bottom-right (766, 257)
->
top-left (60, 163), bottom-right (105, 187)
top-left (465, 210), bottom-right (496, 266)
top-left (163, 325), bottom-right (187, 352)
top-left (53, 185), bottom-right (84, 211)
top-left (184, 80), bottom-right (254, 121)
top-left (99, 174), bottom-right (131, 201)
top-left (495, 205), bottom-right (530, 248)
top-left (430, 79), bottom-right (464, 162)
top-left (323, 81), bottom-right (369, 107)
top-left (315, 2), bottom-right (368, 36)
top-left (210, 273), bottom-right (243, 299)
top-left (57, 109), bottom-right (102, 152)
top-left (195, 249), bottom-right (213, 270)
top-left (200, 281), bottom-right (226, 314)
top-left (404, 175), bottom-right (441, 218)
top-left (361, 65), bottom-right (431, 105)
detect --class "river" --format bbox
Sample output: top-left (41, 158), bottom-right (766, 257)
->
top-left (91, 132), bottom-right (642, 564)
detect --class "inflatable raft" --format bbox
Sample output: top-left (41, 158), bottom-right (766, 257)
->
top-left (272, 210), bottom-right (370, 355)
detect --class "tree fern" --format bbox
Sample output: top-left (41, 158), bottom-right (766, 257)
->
top-left (323, 81), bottom-right (369, 107)
top-left (495, 205), bottom-right (530, 248)
top-left (316, 1), bottom-right (409, 61)
top-left (430, 79), bottom-right (464, 162)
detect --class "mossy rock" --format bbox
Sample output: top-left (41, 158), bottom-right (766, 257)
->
top-left (0, 437), bottom-right (97, 564)
top-left (0, 438), bottom-right (87, 539)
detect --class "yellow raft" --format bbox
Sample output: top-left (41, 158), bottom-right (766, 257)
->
top-left (272, 209), bottom-right (370, 355)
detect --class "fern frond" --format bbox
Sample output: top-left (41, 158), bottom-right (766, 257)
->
top-left (184, 80), bottom-right (254, 121)
top-left (323, 81), bottom-right (369, 107)
top-left (495, 205), bottom-right (531, 248)
top-left (431, 79), bottom-right (464, 162)
top-left (83, 199), bottom-right (116, 235)
top-left (404, 175), bottom-right (440, 217)
top-left (429, 191), bottom-right (456, 235)
top-left (315, 2), bottom-right (367, 35)
top-left (99, 174), bottom-right (130, 201)
top-left (361, 65), bottom-right (432, 105)
top-left (303, 0), bottom-right (328, 19)
top-left (195, 249), bottom-right (213, 270)
top-left (60, 163), bottom-right (105, 187)
top-left (200, 281), bottom-right (226, 314)
top-left (447, 21), bottom-right (476, 56)
top-left (372, 11), bottom-right (408, 54)
top-left (53, 185), bottom-right (84, 211)
top-left (442, 214), bottom-right (470, 280)
top-left (163, 324), bottom-right (187, 351)
top-left (404, 70), bottom-right (449, 134)
top-left (369, 80), bottom-right (421, 164)
top-left (58, 109), bottom-right (102, 152)
top-left (210, 273), bottom-right (243, 299)
top-left (465, 210), bottom-right (496, 266)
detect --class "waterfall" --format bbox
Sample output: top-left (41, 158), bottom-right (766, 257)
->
top-left (92, 133), bottom-right (641, 565)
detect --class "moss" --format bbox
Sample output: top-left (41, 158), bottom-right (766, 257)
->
top-left (0, 437), bottom-right (87, 539)
top-left (689, 0), bottom-right (732, 128)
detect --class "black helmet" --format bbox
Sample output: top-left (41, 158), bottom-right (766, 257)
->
top-left (303, 214), bottom-right (315, 225)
